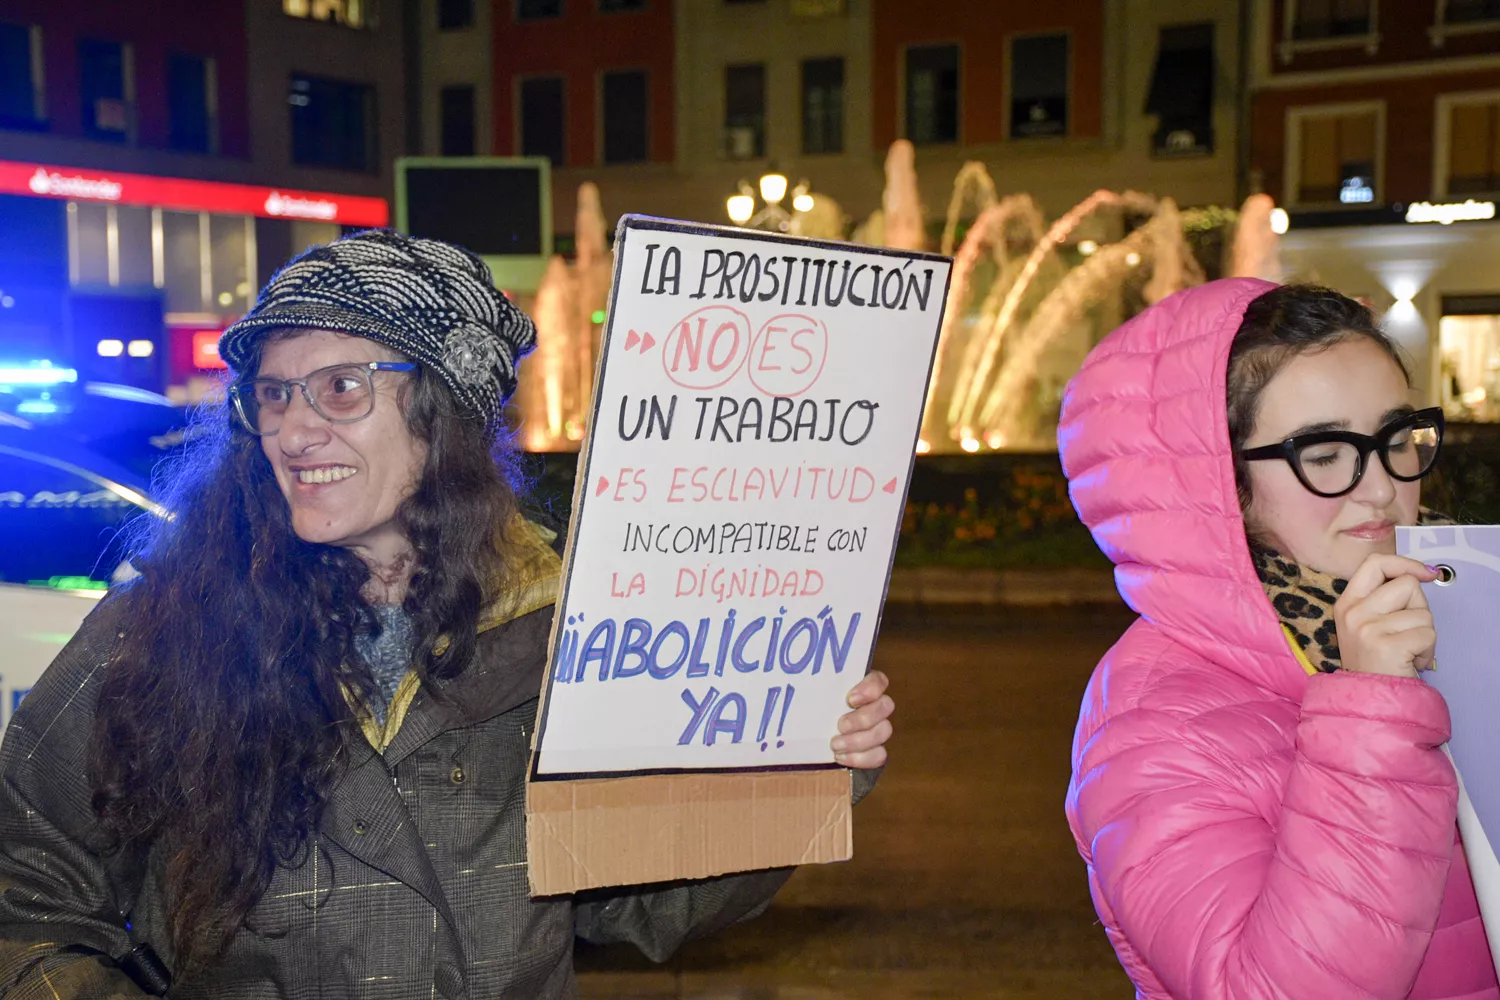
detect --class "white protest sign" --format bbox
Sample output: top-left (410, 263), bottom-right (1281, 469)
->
top-left (532, 216), bottom-right (950, 778)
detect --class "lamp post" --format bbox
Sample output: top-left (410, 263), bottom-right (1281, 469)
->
top-left (726, 170), bottom-right (815, 231)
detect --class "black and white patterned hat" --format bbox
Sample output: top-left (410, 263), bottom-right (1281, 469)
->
top-left (219, 229), bottom-right (537, 424)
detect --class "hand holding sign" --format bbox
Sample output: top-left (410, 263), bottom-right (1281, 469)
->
top-left (832, 670), bottom-right (894, 769)
top-left (1334, 553), bottom-right (1440, 678)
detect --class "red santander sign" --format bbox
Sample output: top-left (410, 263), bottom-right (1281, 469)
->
top-left (0, 158), bottom-right (388, 228)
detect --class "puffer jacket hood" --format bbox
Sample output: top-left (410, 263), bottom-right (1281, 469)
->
top-left (1060, 278), bottom-right (1297, 697)
top-left (1058, 278), bottom-right (1498, 1000)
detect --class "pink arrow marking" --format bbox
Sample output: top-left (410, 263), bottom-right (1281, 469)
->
top-left (882, 477), bottom-right (899, 494)
top-left (639, 332), bottom-right (656, 353)
top-left (596, 476), bottom-right (610, 497)
top-left (624, 330), bottom-right (640, 352)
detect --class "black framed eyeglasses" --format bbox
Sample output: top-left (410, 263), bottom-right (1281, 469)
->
top-left (1239, 407), bottom-right (1445, 498)
top-left (229, 361), bottom-right (417, 437)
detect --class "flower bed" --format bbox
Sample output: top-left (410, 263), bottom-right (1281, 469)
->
top-left (895, 456), bottom-right (1108, 569)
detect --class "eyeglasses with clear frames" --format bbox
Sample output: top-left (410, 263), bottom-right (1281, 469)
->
top-left (229, 361), bottom-right (417, 437)
top-left (1238, 406), bottom-right (1445, 499)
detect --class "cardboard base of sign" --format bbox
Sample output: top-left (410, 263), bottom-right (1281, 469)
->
top-left (525, 768), bottom-right (852, 896)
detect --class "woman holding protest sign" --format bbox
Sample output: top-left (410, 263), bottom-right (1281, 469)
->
top-left (1061, 279), bottom-right (1498, 998)
top-left (0, 230), bottom-right (894, 998)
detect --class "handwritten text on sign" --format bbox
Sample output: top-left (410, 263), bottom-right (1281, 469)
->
top-left (533, 217), bottom-right (950, 777)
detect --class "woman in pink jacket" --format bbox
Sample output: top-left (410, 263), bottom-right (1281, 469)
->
top-left (1060, 277), bottom-right (1499, 999)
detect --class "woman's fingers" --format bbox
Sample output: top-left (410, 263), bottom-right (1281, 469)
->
top-left (837, 693), bottom-right (894, 735)
top-left (833, 677), bottom-right (894, 768)
top-left (837, 745), bottom-right (889, 770)
top-left (1344, 574), bottom-right (1429, 621)
top-left (833, 718), bottom-right (894, 756)
top-left (1342, 553), bottom-right (1438, 602)
top-left (847, 670), bottom-right (890, 708)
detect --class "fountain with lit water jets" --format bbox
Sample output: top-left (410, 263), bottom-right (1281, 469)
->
top-left (913, 159), bottom-right (1281, 452)
top-left (510, 148), bottom-right (1283, 454)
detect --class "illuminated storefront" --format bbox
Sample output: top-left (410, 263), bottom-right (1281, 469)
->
top-left (0, 158), bottom-right (388, 399)
top-left (1280, 198), bottom-right (1500, 417)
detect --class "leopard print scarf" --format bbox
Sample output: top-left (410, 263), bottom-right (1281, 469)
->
top-left (1252, 548), bottom-right (1347, 673)
top-left (1251, 509), bottom-right (1455, 674)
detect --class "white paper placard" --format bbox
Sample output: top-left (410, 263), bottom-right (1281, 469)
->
top-left (532, 216), bottom-right (950, 779)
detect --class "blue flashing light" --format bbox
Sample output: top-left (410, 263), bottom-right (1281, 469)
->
top-left (15, 400), bottom-right (58, 415)
top-left (0, 362), bottom-right (78, 387)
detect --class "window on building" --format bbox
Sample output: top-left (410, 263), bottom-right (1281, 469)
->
top-left (602, 69), bottom-right (648, 164)
top-left (71, 202), bottom-right (110, 287)
top-left (113, 204), bottom-right (153, 288)
top-left (1146, 24), bottom-right (1214, 157)
top-left (517, 0), bottom-right (562, 19)
top-left (161, 210), bottom-right (204, 313)
top-left (439, 0), bottom-right (474, 29)
top-left (1010, 33), bottom-right (1068, 140)
top-left (1291, 0), bottom-right (1373, 40)
top-left (905, 44), bottom-right (958, 145)
top-left (0, 23), bottom-right (42, 129)
top-left (289, 75), bottom-right (376, 172)
top-left (1294, 107), bottom-right (1380, 205)
top-left (520, 76), bottom-right (565, 165)
top-left (440, 85), bottom-right (475, 156)
top-left (1440, 296), bottom-right (1500, 421)
top-left (724, 63), bottom-right (765, 159)
top-left (1446, 0), bottom-right (1500, 24)
top-left (79, 39), bottom-right (129, 141)
top-left (282, 0), bottom-right (371, 29)
top-left (801, 57), bottom-right (844, 155)
top-left (168, 54), bottom-right (214, 153)
top-left (600, 0), bottom-right (645, 10)
top-left (1448, 98), bottom-right (1500, 196)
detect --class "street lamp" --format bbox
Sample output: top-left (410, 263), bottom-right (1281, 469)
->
top-left (759, 172), bottom-right (788, 206)
top-left (726, 188), bottom-right (755, 225)
top-left (727, 170), bottom-right (815, 232)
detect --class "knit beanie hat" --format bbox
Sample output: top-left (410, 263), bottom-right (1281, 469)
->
top-left (219, 229), bottom-right (537, 424)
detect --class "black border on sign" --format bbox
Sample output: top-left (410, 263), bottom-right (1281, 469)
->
top-left (529, 214), bottom-right (953, 782)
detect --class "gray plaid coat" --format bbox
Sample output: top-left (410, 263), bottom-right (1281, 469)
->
top-left (0, 596), bottom-right (870, 998)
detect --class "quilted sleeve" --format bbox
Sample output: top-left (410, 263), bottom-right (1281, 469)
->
top-left (1070, 667), bottom-right (1458, 999)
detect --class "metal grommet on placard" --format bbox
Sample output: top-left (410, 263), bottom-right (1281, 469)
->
top-left (1435, 564), bottom-right (1457, 586)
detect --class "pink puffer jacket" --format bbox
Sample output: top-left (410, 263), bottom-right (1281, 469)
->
top-left (1059, 278), bottom-right (1498, 999)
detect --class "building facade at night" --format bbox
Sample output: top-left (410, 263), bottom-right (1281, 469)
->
top-left (870, 0), bottom-right (1243, 232)
top-left (413, 0), bottom-right (677, 242)
top-left (410, 0), bottom-right (1241, 250)
top-left (1248, 0), bottom-right (1500, 412)
top-left (0, 0), bottom-right (400, 399)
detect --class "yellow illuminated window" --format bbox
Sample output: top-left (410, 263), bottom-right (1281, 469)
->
top-left (283, 0), bottom-right (369, 29)
top-left (1441, 313), bottom-right (1500, 422)
top-left (1450, 100), bottom-right (1500, 196)
top-left (1297, 109), bottom-right (1377, 204)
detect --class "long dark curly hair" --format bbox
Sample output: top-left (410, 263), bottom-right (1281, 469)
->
top-left (88, 334), bottom-right (529, 975)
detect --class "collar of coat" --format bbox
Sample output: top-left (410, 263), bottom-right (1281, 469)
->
top-left (354, 518), bottom-right (562, 753)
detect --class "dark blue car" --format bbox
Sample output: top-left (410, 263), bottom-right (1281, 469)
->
top-left (0, 415), bottom-right (166, 589)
